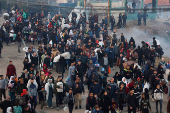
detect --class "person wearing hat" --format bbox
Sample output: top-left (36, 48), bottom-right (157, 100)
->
top-left (140, 93), bottom-right (151, 113)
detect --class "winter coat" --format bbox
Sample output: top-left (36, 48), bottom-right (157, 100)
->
top-left (107, 82), bottom-right (117, 98)
top-left (86, 96), bottom-right (96, 110)
top-left (140, 98), bottom-right (151, 110)
top-left (6, 64), bottom-right (17, 77)
top-left (15, 84), bottom-right (26, 95)
top-left (28, 83), bottom-right (37, 97)
top-left (154, 88), bottom-right (163, 100)
top-left (100, 95), bottom-right (111, 111)
top-left (89, 83), bottom-right (101, 95)
top-left (108, 48), bottom-right (114, 59)
top-left (73, 82), bottom-right (84, 94)
top-left (127, 94), bottom-right (138, 108)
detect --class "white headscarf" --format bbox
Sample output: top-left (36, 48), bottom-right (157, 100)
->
top-left (9, 76), bottom-right (14, 83)
top-left (7, 107), bottom-right (12, 113)
top-left (122, 77), bottom-right (127, 86)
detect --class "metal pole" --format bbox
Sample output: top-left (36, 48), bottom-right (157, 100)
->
top-left (84, 0), bottom-right (86, 9)
top-left (108, 0), bottom-right (110, 27)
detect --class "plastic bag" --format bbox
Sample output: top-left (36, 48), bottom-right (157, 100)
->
top-left (95, 62), bottom-right (100, 67)
top-left (101, 67), bottom-right (105, 74)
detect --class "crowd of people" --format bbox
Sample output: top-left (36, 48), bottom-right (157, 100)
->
top-left (0, 5), bottom-right (169, 113)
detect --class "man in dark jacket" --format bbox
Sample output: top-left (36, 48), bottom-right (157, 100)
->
top-left (108, 44), bottom-right (114, 69)
top-left (143, 12), bottom-right (148, 26)
top-left (77, 61), bottom-right (85, 82)
top-left (136, 46), bottom-right (143, 66)
top-left (127, 89), bottom-right (138, 113)
top-left (122, 13), bottom-right (127, 27)
top-left (0, 96), bottom-right (12, 113)
top-left (15, 79), bottom-right (26, 96)
top-left (6, 61), bottom-right (17, 79)
top-left (137, 12), bottom-right (142, 26)
top-left (86, 92), bottom-right (96, 110)
top-left (16, 31), bottom-right (22, 53)
top-left (132, 1), bottom-right (136, 13)
top-left (44, 54), bottom-right (50, 68)
top-left (73, 77), bottom-right (85, 109)
top-left (31, 52), bottom-right (38, 71)
top-left (121, 33), bottom-right (125, 43)
top-left (107, 78), bottom-right (118, 100)
top-left (110, 15), bottom-right (115, 31)
top-left (89, 79), bottom-right (101, 96)
top-left (51, 30), bottom-right (57, 45)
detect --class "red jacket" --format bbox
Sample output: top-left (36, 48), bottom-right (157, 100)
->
top-left (6, 64), bottom-right (17, 77)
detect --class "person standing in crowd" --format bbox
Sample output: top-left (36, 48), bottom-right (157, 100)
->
top-left (68, 88), bottom-right (75, 113)
top-left (108, 44), bottom-right (115, 70)
top-left (53, 76), bottom-right (70, 111)
top-left (28, 78), bottom-right (38, 112)
top-left (0, 75), bottom-right (7, 102)
top-left (154, 84), bottom-right (163, 113)
top-left (107, 78), bottom-right (117, 100)
top-left (140, 93), bottom-right (151, 113)
top-left (100, 90), bottom-right (111, 113)
top-left (77, 61), bottom-right (85, 83)
top-left (127, 89), bottom-right (138, 113)
top-left (45, 79), bottom-right (54, 109)
top-left (69, 63), bottom-right (76, 82)
top-left (39, 86), bottom-right (47, 110)
top-left (73, 77), bottom-right (85, 109)
top-left (6, 61), bottom-right (17, 79)
top-left (137, 12), bottom-right (142, 26)
top-left (102, 54), bottom-right (109, 74)
top-left (132, 1), bottom-right (136, 13)
top-left (143, 12), bottom-right (148, 26)
top-left (16, 31), bottom-right (22, 53)
top-left (122, 13), bottom-right (127, 28)
top-left (110, 15), bottom-right (115, 31)
top-left (86, 92), bottom-right (96, 110)
top-left (1, 96), bottom-right (12, 113)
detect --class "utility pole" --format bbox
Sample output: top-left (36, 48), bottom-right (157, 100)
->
top-left (84, 0), bottom-right (86, 9)
top-left (107, 0), bottom-right (110, 27)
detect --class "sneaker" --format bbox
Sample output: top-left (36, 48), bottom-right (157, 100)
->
top-left (152, 98), bottom-right (155, 101)
top-left (46, 106), bottom-right (49, 108)
top-left (57, 107), bottom-right (59, 111)
top-left (75, 106), bottom-right (77, 109)
top-left (79, 106), bottom-right (81, 109)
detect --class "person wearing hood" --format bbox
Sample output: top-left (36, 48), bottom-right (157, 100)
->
top-left (86, 92), bottom-right (96, 110)
top-left (45, 79), bottom-right (54, 108)
top-left (6, 61), bottom-right (17, 79)
top-left (6, 107), bottom-right (13, 113)
top-left (45, 72), bottom-right (54, 84)
top-left (100, 90), bottom-right (111, 113)
top-left (44, 54), bottom-right (50, 68)
top-left (7, 76), bottom-right (16, 101)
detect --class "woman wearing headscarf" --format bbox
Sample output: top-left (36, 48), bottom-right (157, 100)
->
top-left (45, 79), bottom-right (54, 108)
top-left (7, 76), bottom-right (16, 101)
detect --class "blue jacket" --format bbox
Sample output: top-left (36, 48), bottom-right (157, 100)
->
top-left (107, 82), bottom-right (117, 98)
top-left (89, 83), bottom-right (101, 95)
top-left (105, 17), bottom-right (107, 25)
top-left (108, 48), bottom-right (114, 59)
top-left (91, 56), bottom-right (97, 64)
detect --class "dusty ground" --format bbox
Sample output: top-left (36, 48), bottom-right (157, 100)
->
top-left (0, 16), bottom-right (170, 113)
